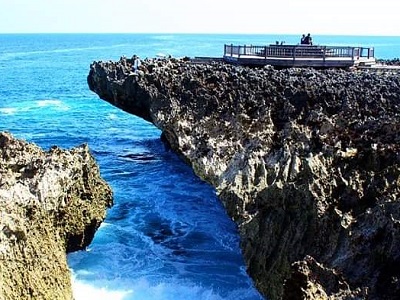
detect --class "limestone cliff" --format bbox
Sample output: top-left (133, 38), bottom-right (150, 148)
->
top-left (88, 56), bottom-right (400, 299)
top-left (0, 132), bottom-right (113, 300)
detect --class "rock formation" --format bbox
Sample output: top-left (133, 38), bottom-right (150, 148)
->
top-left (376, 58), bottom-right (400, 66)
top-left (88, 56), bottom-right (400, 299)
top-left (0, 132), bottom-right (113, 300)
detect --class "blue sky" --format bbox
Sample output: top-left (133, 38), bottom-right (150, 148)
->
top-left (0, 0), bottom-right (399, 35)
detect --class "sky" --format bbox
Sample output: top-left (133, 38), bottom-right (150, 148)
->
top-left (0, 0), bottom-right (399, 36)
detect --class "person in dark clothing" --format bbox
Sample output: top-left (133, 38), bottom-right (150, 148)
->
top-left (300, 34), bottom-right (306, 44)
top-left (304, 33), bottom-right (313, 45)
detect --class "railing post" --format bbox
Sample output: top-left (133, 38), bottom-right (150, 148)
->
top-left (293, 46), bottom-right (296, 61)
top-left (231, 44), bottom-right (233, 56)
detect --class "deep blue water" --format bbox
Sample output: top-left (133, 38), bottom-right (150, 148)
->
top-left (1, 34), bottom-right (399, 300)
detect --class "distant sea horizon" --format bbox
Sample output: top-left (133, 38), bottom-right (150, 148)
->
top-left (1, 32), bottom-right (399, 59)
top-left (2, 32), bottom-right (400, 36)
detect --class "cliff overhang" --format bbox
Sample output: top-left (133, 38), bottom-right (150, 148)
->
top-left (88, 56), bottom-right (400, 299)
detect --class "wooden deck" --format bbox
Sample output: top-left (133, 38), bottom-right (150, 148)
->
top-left (223, 44), bottom-right (376, 68)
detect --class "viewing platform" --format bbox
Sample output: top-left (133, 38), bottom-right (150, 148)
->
top-left (223, 44), bottom-right (376, 68)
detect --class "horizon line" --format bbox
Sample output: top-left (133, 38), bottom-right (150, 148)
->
top-left (0, 32), bottom-right (400, 37)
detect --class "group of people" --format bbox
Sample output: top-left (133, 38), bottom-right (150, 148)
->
top-left (300, 33), bottom-right (313, 45)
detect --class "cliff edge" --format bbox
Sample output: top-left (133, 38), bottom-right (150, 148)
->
top-left (88, 56), bottom-right (400, 299)
top-left (0, 132), bottom-right (113, 300)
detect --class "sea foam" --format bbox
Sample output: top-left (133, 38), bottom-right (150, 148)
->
top-left (0, 107), bottom-right (17, 115)
top-left (70, 274), bottom-right (233, 300)
top-left (36, 99), bottom-right (70, 111)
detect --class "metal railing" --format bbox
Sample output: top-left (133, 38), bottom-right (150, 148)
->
top-left (224, 44), bottom-right (375, 60)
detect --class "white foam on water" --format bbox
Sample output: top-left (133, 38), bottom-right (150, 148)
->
top-left (156, 53), bottom-right (168, 58)
top-left (0, 44), bottom-right (131, 61)
top-left (36, 99), bottom-right (70, 111)
top-left (70, 274), bottom-right (228, 300)
top-left (98, 222), bottom-right (111, 229)
top-left (71, 276), bottom-right (131, 300)
top-left (153, 35), bottom-right (175, 41)
top-left (0, 107), bottom-right (18, 115)
top-left (107, 113), bottom-right (119, 120)
top-left (0, 100), bottom-right (69, 116)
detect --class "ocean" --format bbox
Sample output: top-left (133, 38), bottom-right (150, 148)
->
top-left (1, 33), bottom-right (399, 300)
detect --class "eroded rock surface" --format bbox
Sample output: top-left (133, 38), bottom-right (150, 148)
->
top-left (0, 132), bottom-right (113, 300)
top-left (88, 56), bottom-right (400, 299)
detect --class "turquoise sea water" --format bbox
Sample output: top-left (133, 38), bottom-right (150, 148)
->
top-left (1, 34), bottom-right (399, 300)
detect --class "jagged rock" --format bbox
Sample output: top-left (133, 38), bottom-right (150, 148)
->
top-left (283, 255), bottom-right (367, 299)
top-left (376, 58), bottom-right (400, 66)
top-left (0, 132), bottom-right (113, 300)
top-left (88, 56), bottom-right (400, 299)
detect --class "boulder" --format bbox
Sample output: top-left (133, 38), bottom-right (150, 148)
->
top-left (0, 132), bottom-right (113, 300)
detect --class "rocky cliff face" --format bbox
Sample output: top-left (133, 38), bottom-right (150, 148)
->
top-left (88, 56), bottom-right (400, 299)
top-left (0, 132), bottom-right (113, 300)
